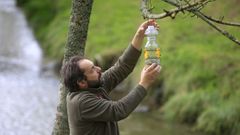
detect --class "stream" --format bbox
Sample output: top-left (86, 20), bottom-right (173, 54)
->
top-left (0, 1), bottom-right (58, 135)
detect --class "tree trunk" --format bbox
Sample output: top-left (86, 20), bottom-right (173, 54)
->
top-left (52, 0), bottom-right (94, 135)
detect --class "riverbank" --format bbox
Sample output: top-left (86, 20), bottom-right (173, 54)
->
top-left (119, 111), bottom-right (205, 135)
top-left (17, 0), bottom-right (240, 134)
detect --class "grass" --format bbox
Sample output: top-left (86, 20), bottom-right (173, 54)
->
top-left (196, 92), bottom-right (240, 135)
top-left (17, 0), bottom-right (240, 134)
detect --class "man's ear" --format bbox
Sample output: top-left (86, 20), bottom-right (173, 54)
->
top-left (77, 80), bottom-right (88, 89)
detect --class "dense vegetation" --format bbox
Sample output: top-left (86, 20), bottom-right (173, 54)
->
top-left (17, 0), bottom-right (240, 134)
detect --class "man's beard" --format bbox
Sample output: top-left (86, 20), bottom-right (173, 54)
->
top-left (87, 72), bottom-right (101, 88)
top-left (87, 80), bottom-right (101, 88)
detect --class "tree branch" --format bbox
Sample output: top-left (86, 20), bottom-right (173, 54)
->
top-left (141, 0), bottom-right (240, 45)
top-left (200, 14), bottom-right (240, 27)
top-left (141, 0), bottom-right (203, 19)
top-left (195, 11), bottom-right (240, 45)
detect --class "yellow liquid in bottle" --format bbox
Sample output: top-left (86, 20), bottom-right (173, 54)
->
top-left (144, 48), bottom-right (160, 65)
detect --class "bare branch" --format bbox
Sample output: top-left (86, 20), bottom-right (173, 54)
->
top-left (200, 14), bottom-right (240, 27)
top-left (196, 11), bottom-right (240, 45)
top-left (141, 0), bottom-right (240, 45)
top-left (141, 0), bottom-right (207, 19)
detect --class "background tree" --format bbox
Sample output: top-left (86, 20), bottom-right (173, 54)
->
top-left (52, 0), bottom-right (94, 134)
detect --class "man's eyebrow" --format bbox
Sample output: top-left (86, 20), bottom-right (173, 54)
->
top-left (88, 63), bottom-right (94, 71)
top-left (90, 62), bottom-right (95, 68)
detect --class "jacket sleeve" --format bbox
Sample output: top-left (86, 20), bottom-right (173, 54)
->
top-left (101, 45), bottom-right (142, 93)
top-left (79, 85), bottom-right (146, 121)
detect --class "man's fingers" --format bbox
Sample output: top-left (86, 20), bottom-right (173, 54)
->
top-left (145, 63), bottom-right (157, 72)
top-left (147, 19), bottom-right (155, 24)
top-left (147, 19), bottom-right (156, 26)
top-left (142, 19), bottom-right (156, 27)
top-left (156, 65), bottom-right (161, 73)
top-left (149, 65), bottom-right (161, 74)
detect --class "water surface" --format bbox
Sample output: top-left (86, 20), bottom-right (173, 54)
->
top-left (0, 1), bottom-right (58, 135)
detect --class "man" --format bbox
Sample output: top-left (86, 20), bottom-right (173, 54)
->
top-left (62, 19), bottom-right (161, 135)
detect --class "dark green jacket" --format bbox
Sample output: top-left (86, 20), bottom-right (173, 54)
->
top-left (67, 45), bottom-right (147, 135)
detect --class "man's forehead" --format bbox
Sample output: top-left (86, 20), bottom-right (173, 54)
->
top-left (78, 59), bottom-right (94, 70)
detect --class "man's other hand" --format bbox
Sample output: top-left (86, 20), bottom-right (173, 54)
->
top-left (139, 63), bottom-right (161, 90)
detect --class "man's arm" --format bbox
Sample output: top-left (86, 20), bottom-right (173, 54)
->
top-left (80, 63), bottom-right (161, 121)
top-left (79, 85), bottom-right (147, 121)
top-left (101, 45), bottom-right (141, 92)
top-left (101, 20), bottom-right (159, 92)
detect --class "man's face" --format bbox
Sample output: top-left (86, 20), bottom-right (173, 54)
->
top-left (78, 59), bottom-right (102, 88)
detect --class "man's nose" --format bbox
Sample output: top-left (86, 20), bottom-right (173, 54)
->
top-left (96, 66), bottom-right (102, 72)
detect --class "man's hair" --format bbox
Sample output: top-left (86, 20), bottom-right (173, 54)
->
top-left (62, 56), bottom-right (86, 92)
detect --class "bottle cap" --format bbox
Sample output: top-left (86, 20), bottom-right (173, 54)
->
top-left (145, 26), bottom-right (158, 35)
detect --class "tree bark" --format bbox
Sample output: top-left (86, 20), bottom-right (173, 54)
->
top-left (52, 0), bottom-right (94, 135)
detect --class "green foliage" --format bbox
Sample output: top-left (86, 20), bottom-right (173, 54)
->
top-left (196, 92), bottom-right (240, 135)
top-left (17, 0), bottom-right (71, 58)
top-left (162, 90), bottom-right (215, 124)
top-left (86, 0), bottom-right (141, 58)
top-left (161, 35), bottom-right (240, 135)
top-left (17, 0), bottom-right (56, 33)
top-left (41, 9), bottom-right (70, 58)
